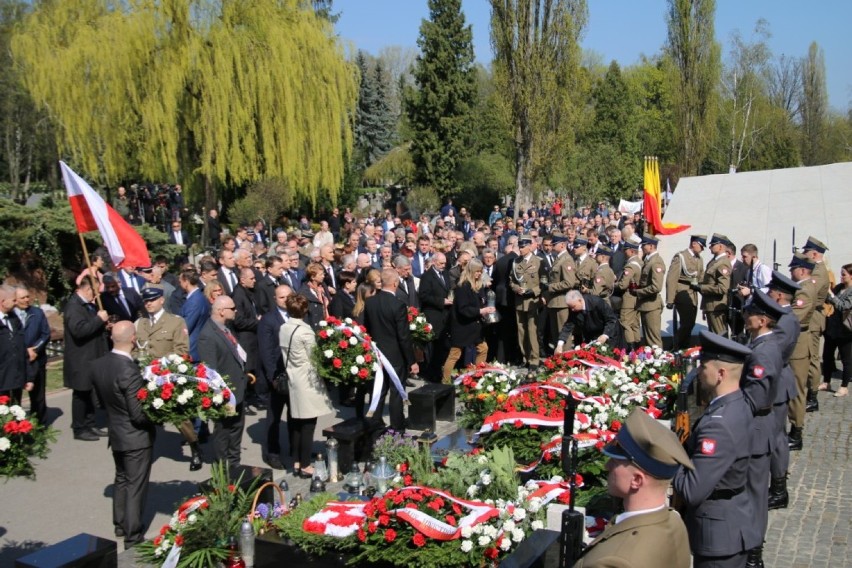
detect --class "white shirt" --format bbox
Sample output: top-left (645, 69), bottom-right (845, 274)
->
top-left (614, 504), bottom-right (666, 525)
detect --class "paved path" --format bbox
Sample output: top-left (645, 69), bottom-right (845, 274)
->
top-left (1, 382), bottom-right (849, 566)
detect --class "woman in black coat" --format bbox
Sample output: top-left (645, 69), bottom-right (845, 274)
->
top-left (442, 260), bottom-right (496, 382)
top-left (328, 271), bottom-right (357, 321)
top-left (299, 264), bottom-right (329, 331)
top-left (821, 262), bottom-right (852, 397)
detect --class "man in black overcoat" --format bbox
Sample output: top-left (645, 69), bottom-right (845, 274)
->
top-left (492, 236), bottom-right (521, 364)
top-left (0, 285), bottom-right (27, 405)
top-left (63, 279), bottom-right (110, 441)
top-left (364, 269), bottom-right (418, 432)
top-left (90, 321), bottom-right (155, 547)
top-left (555, 290), bottom-right (624, 352)
top-left (257, 284), bottom-right (292, 470)
top-left (14, 286), bottom-right (52, 423)
top-left (417, 253), bottom-right (451, 381)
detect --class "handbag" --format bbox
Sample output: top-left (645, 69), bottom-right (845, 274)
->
top-left (843, 308), bottom-right (852, 332)
top-left (272, 327), bottom-right (297, 395)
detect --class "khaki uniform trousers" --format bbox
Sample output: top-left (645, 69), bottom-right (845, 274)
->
top-left (808, 310), bottom-right (825, 390)
top-left (788, 342), bottom-right (812, 427)
top-left (517, 306), bottom-right (540, 366)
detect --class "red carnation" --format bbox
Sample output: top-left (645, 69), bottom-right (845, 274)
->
top-left (201, 397), bottom-right (212, 408)
top-left (197, 382), bottom-right (209, 393)
top-left (357, 528), bottom-right (366, 542)
top-left (17, 420), bottom-right (32, 434)
top-left (196, 364), bottom-right (207, 378)
top-left (161, 388), bottom-right (172, 401)
top-left (412, 533), bottom-right (426, 547)
top-left (514, 419), bottom-right (524, 429)
top-left (399, 462), bottom-right (408, 473)
top-left (384, 529), bottom-right (397, 543)
top-left (4, 422), bottom-right (17, 434)
top-left (0, 395), bottom-right (9, 405)
top-left (223, 389), bottom-right (231, 400)
top-left (403, 474), bottom-right (413, 485)
top-left (368, 522), bottom-right (377, 534)
top-left (445, 514), bottom-right (456, 526)
top-left (174, 535), bottom-right (184, 546)
top-left (137, 389), bottom-right (148, 401)
top-left (358, 368), bottom-right (369, 379)
top-left (332, 358), bottom-right (342, 369)
top-left (611, 420), bottom-right (622, 431)
top-left (159, 525), bottom-right (169, 536)
top-left (343, 328), bottom-right (353, 338)
top-left (319, 330), bottom-right (329, 339)
top-left (405, 502), bottom-right (418, 509)
top-left (364, 354), bottom-right (373, 363)
top-left (339, 340), bottom-right (348, 349)
top-left (378, 513), bottom-right (390, 526)
top-left (153, 536), bottom-right (162, 547)
top-left (485, 547), bottom-right (499, 560)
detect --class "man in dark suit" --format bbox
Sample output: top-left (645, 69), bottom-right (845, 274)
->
top-left (364, 270), bottom-right (418, 432)
top-left (197, 295), bottom-right (248, 470)
top-left (555, 291), bottom-right (624, 352)
top-left (63, 279), bottom-right (110, 441)
top-left (101, 274), bottom-right (144, 322)
top-left (90, 321), bottom-right (155, 547)
top-left (232, 268), bottom-right (264, 411)
top-left (411, 236), bottom-right (432, 278)
top-left (257, 285), bottom-right (292, 470)
top-left (0, 285), bottom-right (27, 405)
top-left (727, 243), bottom-right (750, 339)
top-left (492, 236), bottom-right (521, 364)
top-left (393, 256), bottom-right (420, 308)
top-left (167, 220), bottom-right (192, 263)
top-left (179, 269), bottom-right (210, 362)
top-left (206, 209), bottom-right (222, 248)
top-left (217, 249), bottom-right (239, 296)
top-left (255, 256), bottom-right (285, 315)
top-left (418, 253), bottom-right (451, 381)
top-left (14, 286), bottom-right (51, 423)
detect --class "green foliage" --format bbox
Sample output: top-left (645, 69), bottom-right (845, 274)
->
top-left (800, 41), bottom-right (828, 165)
top-left (0, 407), bottom-right (58, 480)
top-left (354, 53), bottom-right (396, 172)
top-left (624, 56), bottom-right (678, 162)
top-left (407, 0), bottom-right (477, 196)
top-left (454, 152), bottom-right (514, 218)
top-left (363, 144), bottom-right (415, 187)
top-left (270, 493), bottom-right (359, 556)
top-left (404, 184), bottom-right (441, 217)
top-left (227, 178), bottom-right (293, 228)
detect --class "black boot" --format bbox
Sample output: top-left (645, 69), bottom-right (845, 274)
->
top-left (788, 426), bottom-right (803, 451)
top-left (806, 389), bottom-right (819, 412)
top-left (189, 442), bottom-right (203, 471)
top-left (768, 476), bottom-right (788, 510)
top-left (746, 546), bottom-right (765, 568)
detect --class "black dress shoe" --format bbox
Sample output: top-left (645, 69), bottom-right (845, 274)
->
top-left (189, 443), bottom-right (203, 471)
top-left (74, 430), bottom-right (99, 441)
top-left (90, 427), bottom-right (109, 437)
top-left (244, 406), bottom-right (257, 416)
top-left (115, 526), bottom-right (126, 538)
top-left (264, 454), bottom-right (285, 470)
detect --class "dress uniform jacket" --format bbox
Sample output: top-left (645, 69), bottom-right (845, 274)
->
top-left (546, 252), bottom-right (578, 309)
top-left (635, 253), bottom-right (665, 313)
top-left (573, 508), bottom-right (691, 568)
top-left (790, 280), bottom-right (816, 361)
top-left (591, 264), bottom-right (615, 302)
top-left (773, 309), bottom-right (801, 403)
top-left (510, 254), bottom-right (542, 311)
top-left (615, 257), bottom-right (642, 311)
top-left (699, 255), bottom-right (732, 313)
top-left (63, 293), bottom-right (109, 391)
top-left (134, 312), bottom-right (189, 358)
top-left (672, 390), bottom-right (753, 558)
top-left (666, 250), bottom-right (703, 307)
top-left (576, 255), bottom-right (597, 292)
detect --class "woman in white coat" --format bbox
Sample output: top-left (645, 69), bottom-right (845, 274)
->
top-left (280, 293), bottom-right (333, 478)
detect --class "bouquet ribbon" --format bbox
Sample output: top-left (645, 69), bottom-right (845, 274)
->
top-left (143, 365), bottom-right (237, 409)
top-left (162, 496), bottom-right (208, 568)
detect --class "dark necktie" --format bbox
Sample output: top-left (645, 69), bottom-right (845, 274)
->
top-left (229, 270), bottom-right (238, 289)
top-left (119, 294), bottom-right (131, 318)
top-left (437, 270), bottom-right (445, 288)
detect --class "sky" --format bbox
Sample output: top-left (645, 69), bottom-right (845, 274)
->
top-left (334, 0), bottom-right (852, 113)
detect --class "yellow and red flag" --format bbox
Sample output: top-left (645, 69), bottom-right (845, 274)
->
top-left (642, 156), bottom-right (689, 235)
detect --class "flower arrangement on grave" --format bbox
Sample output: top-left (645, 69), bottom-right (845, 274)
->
top-left (0, 395), bottom-right (57, 479)
top-left (454, 363), bottom-right (523, 429)
top-left (137, 354), bottom-right (236, 426)
top-left (407, 307), bottom-right (434, 345)
top-left (313, 316), bottom-right (380, 387)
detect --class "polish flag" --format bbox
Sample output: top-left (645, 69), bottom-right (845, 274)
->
top-left (60, 161), bottom-right (150, 268)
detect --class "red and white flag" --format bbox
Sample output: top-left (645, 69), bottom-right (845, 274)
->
top-left (60, 161), bottom-right (150, 268)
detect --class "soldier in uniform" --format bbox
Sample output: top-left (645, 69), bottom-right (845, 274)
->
top-left (693, 233), bottom-right (732, 336)
top-left (666, 235), bottom-right (706, 349)
top-left (635, 234), bottom-right (665, 349)
top-left (546, 234), bottom-right (578, 350)
top-left (573, 409), bottom-right (693, 568)
top-left (510, 236), bottom-right (542, 368)
top-left (574, 237), bottom-right (597, 294)
top-left (591, 245), bottom-right (615, 305)
top-left (741, 291), bottom-right (788, 567)
top-left (801, 236), bottom-right (830, 413)
top-left (673, 331), bottom-right (755, 568)
top-left (615, 239), bottom-right (643, 350)
top-left (786, 254), bottom-right (817, 451)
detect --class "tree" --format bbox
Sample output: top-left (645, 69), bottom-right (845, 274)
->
top-left (665, 0), bottom-right (721, 176)
top-left (799, 41), bottom-right (828, 165)
top-left (12, 0), bottom-right (358, 215)
top-left (490, 0), bottom-right (588, 214)
top-left (624, 56), bottom-right (677, 164)
top-left (407, 0), bottom-right (477, 196)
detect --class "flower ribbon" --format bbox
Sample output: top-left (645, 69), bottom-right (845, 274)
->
top-left (143, 363), bottom-right (236, 409)
top-left (162, 496), bottom-right (208, 568)
top-left (452, 365), bottom-right (516, 386)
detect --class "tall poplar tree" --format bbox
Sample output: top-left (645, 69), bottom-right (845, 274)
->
top-left (799, 41), bottom-right (828, 165)
top-left (407, 0), bottom-right (476, 196)
top-left (12, 0), bottom-right (357, 210)
top-left (665, 0), bottom-right (721, 175)
top-left (490, 0), bottom-right (588, 214)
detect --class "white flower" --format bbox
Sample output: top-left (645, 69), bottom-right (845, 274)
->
top-left (0, 437), bottom-right (10, 451)
top-left (344, 318), bottom-right (352, 324)
top-left (511, 528), bottom-right (525, 543)
top-left (466, 485), bottom-right (479, 498)
top-left (502, 519), bottom-right (516, 532)
top-left (513, 507), bottom-right (526, 521)
top-left (177, 363), bottom-right (188, 374)
top-left (319, 320), bottom-right (328, 327)
top-left (324, 349), bottom-right (334, 359)
top-left (349, 337), bottom-right (358, 345)
top-left (409, 324), bottom-right (416, 330)
top-left (531, 520), bottom-right (544, 531)
top-left (486, 385), bottom-right (494, 392)
top-left (152, 398), bottom-right (164, 409)
top-left (0, 405), bottom-right (7, 415)
top-left (188, 513), bottom-right (198, 524)
top-left (212, 394), bottom-right (224, 405)
top-left (480, 473), bottom-right (492, 486)
top-left (478, 535), bottom-right (491, 547)
top-left (10, 405), bottom-right (25, 420)
top-left (355, 355), bottom-right (365, 364)
top-left (460, 540), bottom-right (473, 553)
top-left (477, 455), bottom-right (488, 465)
top-left (168, 354), bottom-right (182, 363)
top-left (482, 524), bottom-right (498, 538)
top-left (147, 381), bottom-right (158, 391)
top-left (460, 525), bottom-right (473, 538)
top-left (350, 366), bottom-right (359, 375)
top-left (527, 497), bottom-right (543, 513)
top-left (501, 536), bottom-right (514, 550)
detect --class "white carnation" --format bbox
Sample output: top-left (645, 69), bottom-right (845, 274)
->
top-left (511, 528), bottom-right (525, 543)
top-left (177, 364), bottom-right (188, 374)
top-left (478, 535), bottom-right (491, 547)
top-left (349, 337), bottom-right (358, 345)
top-left (501, 536), bottom-right (514, 550)
top-left (147, 381), bottom-right (158, 391)
top-left (344, 318), bottom-right (352, 324)
top-left (480, 473), bottom-right (492, 485)
top-left (460, 525), bottom-right (473, 538)
top-left (168, 354), bottom-right (182, 363)
top-left (212, 394), bottom-right (224, 405)
top-left (527, 497), bottom-right (542, 513)
top-left (188, 513), bottom-right (198, 524)
top-left (350, 366), bottom-right (359, 375)
top-left (512, 507), bottom-right (526, 521)
top-left (10, 405), bottom-right (25, 420)
top-left (466, 485), bottom-right (479, 498)
top-left (324, 349), bottom-right (334, 359)
top-left (0, 405), bottom-right (7, 415)
top-left (409, 324), bottom-right (416, 330)
top-left (502, 519), bottom-right (516, 532)
top-left (152, 398), bottom-right (164, 409)
top-left (531, 520), bottom-right (544, 531)
top-left (356, 355), bottom-right (365, 364)
top-left (0, 437), bottom-right (10, 451)
top-left (460, 540), bottom-right (473, 553)
top-left (319, 320), bottom-right (328, 327)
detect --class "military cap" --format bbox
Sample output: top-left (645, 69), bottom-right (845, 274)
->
top-left (743, 289), bottom-right (790, 321)
top-left (802, 236), bottom-right (828, 253)
top-left (141, 287), bottom-right (164, 302)
top-left (640, 233), bottom-right (659, 246)
top-left (623, 240), bottom-right (640, 250)
top-left (573, 237), bottom-right (589, 248)
top-left (767, 271), bottom-right (801, 296)
top-left (698, 330), bottom-right (752, 364)
top-left (518, 235), bottom-right (533, 247)
top-left (301, 230), bottom-right (315, 238)
top-left (602, 408), bottom-right (694, 478)
top-left (690, 234), bottom-right (708, 247)
top-left (103, 273), bottom-right (118, 284)
top-left (595, 245), bottom-right (613, 257)
top-left (709, 233), bottom-right (733, 248)
top-left (551, 233), bottom-right (569, 244)
top-left (788, 253), bottom-right (815, 271)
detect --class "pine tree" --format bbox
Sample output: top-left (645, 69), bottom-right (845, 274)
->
top-left (407, 0), bottom-right (476, 196)
top-left (372, 59), bottom-right (396, 162)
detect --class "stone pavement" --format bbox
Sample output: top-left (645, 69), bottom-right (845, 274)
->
top-left (1, 378), bottom-right (849, 566)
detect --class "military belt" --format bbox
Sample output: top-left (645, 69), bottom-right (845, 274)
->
top-left (707, 486), bottom-right (745, 500)
top-left (755, 408), bottom-right (771, 417)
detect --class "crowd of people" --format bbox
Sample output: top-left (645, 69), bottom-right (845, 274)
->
top-left (1, 194), bottom-right (849, 561)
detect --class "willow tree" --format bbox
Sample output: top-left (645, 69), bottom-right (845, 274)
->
top-left (665, 0), bottom-right (721, 176)
top-left (12, 0), bottom-right (358, 211)
top-left (490, 0), bottom-right (587, 215)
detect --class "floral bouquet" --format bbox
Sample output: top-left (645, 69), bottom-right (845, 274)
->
top-left (407, 307), bottom-right (434, 345)
top-left (454, 363), bottom-right (523, 429)
top-left (314, 316), bottom-right (380, 387)
top-left (0, 395), bottom-right (57, 479)
top-left (137, 354), bottom-right (236, 426)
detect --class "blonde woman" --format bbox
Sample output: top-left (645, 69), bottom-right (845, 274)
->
top-left (442, 259), bottom-right (495, 382)
top-left (203, 280), bottom-right (225, 305)
top-left (352, 281), bottom-right (376, 325)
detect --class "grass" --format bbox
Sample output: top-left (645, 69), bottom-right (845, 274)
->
top-left (46, 360), bottom-right (65, 393)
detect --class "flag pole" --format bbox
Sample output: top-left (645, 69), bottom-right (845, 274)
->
top-left (77, 232), bottom-right (104, 311)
